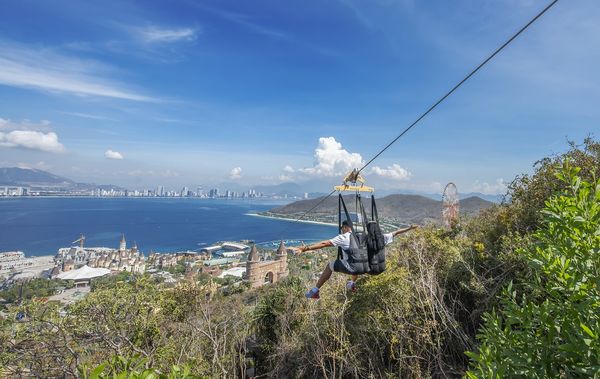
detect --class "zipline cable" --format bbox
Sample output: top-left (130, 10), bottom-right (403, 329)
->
top-left (292, 189), bottom-right (338, 224)
top-left (279, 0), bottom-right (559, 235)
top-left (357, 0), bottom-right (559, 174)
top-left (276, 188), bottom-right (338, 243)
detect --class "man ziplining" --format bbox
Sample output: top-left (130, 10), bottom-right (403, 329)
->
top-left (290, 222), bottom-right (419, 299)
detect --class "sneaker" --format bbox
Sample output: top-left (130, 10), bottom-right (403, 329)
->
top-left (346, 280), bottom-right (357, 293)
top-left (305, 287), bottom-right (320, 299)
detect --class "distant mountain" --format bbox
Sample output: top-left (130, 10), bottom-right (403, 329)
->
top-left (269, 193), bottom-right (495, 225)
top-left (0, 167), bottom-right (126, 191)
top-left (461, 192), bottom-right (504, 203)
top-left (375, 188), bottom-right (503, 203)
top-left (0, 167), bottom-right (75, 186)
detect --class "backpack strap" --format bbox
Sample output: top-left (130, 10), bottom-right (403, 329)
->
top-left (339, 194), bottom-right (355, 232)
top-left (357, 194), bottom-right (370, 234)
top-left (371, 195), bottom-right (380, 224)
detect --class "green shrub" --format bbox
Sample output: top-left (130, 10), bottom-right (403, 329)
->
top-left (79, 355), bottom-right (198, 379)
top-left (466, 164), bottom-right (600, 378)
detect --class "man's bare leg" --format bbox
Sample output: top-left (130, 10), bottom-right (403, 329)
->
top-left (316, 264), bottom-right (333, 288)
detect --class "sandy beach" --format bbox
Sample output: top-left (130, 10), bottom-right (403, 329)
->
top-left (245, 213), bottom-right (337, 227)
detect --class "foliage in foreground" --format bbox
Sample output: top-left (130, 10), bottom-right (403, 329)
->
top-left (466, 165), bottom-right (600, 378)
top-left (79, 355), bottom-right (197, 379)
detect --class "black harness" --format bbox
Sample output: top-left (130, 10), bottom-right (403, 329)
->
top-left (335, 194), bottom-right (386, 275)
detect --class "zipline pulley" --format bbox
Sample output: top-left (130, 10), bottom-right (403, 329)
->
top-left (334, 169), bottom-right (374, 193)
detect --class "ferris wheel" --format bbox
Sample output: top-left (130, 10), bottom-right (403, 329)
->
top-left (442, 182), bottom-right (459, 228)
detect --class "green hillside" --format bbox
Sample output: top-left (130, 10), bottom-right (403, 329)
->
top-left (269, 193), bottom-right (494, 226)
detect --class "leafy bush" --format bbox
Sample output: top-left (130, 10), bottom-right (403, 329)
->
top-left (466, 164), bottom-right (600, 378)
top-left (79, 355), bottom-right (197, 379)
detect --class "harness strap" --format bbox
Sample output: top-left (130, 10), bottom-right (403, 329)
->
top-left (371, 195), bottom-right (379, 223)
top-left (357, 194), bottom-right (370, 234)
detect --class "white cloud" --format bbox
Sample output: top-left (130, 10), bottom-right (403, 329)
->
top-left (471, 178), bottom-right (507, 195)
top-left (0, 130), bottom-right (65, 153)
top-left (17, 161), bottom-right (51, 170)
top-left (283, 164), bottom-right (295, 173)
top-left (59, 111), bottom-right (117, 121)
top-left (136, 26), bottom-right (198, 43)
top-left (299, 137), bottom-right (363, 177)
top-left (125, 169), bottom-right (179, 178)
top-left (0, 117), bottom-right (52, 132)
top-left (158, 169), bottom-right (180, 178)
top-left (369, 164), bottom-right (411, 181)
top-left (0, 40), bottom-right (155, 101)
top-left (105, 149), bottom-right (124, 160)
top-left (278, 174), bottom-right (294, 182)
top-left (230, 167), bottom-right (242, 180)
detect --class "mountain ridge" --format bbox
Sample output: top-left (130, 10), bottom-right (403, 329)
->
top-left (0, 167), bottom-right (125, 191)
top-left (0, 167), bottom-right (75, 186)
top-left (269, 193), bottom-right (494, 225)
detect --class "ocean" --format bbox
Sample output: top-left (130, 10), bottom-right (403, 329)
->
top-left (0, 198), bottom-right (338, 256)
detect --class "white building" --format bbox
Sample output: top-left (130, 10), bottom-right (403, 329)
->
top-left (0, 251), bottom-right (28, 274)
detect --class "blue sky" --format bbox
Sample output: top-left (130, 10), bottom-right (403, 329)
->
top-left (0, 0), bottom-right (597, 194)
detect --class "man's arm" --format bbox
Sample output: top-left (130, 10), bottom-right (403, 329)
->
top-left (291, 240), bottom-right (334, 254)
top-left (392, 224), bottom-right (419, 237)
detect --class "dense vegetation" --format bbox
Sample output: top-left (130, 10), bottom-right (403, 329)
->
top-left (0, 278), bottom-right (74, 303)
top-left (0, 139), bottom-right (598, 378)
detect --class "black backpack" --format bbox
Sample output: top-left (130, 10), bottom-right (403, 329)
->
top-left (337, 195), bottom-right (370, 275)
top-left (360, 196), bottom-right (386, 275)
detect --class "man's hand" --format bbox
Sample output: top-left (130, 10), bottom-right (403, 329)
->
top-left (289, 246), bottom-right (304, 255)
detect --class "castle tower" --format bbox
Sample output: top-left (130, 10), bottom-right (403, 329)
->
top-left (275, 240), bottom-right (288, 280)
top-left (246, 245), bottom-right (261, 287)
top-left (119, 234), bottom-right (127, 252)
top-left (248, 244), bottom-right (260, 262)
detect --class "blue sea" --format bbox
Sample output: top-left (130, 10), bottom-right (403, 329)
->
top-left (0, 198), bottom-right (337, 256)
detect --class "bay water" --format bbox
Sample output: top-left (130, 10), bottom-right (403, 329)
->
top-left (0, 198), bottom-right (337, 256)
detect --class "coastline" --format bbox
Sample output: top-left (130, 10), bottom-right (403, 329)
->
top-left (0, 196), bottom-right (294, 202)
top-left (245, 212), bottom-right (337, 227)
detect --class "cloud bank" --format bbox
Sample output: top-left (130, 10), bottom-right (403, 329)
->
top-left (0, 130), bottom-right (65, 153)
top-left (0, 118), bottom-right (65, 153)
top-left (369, 164), bottom-right (411, 181)
top-left (299, 137), bottom-right (363, 177)
top-left (281, 137), bottom-right (412, 186)
top-left (0, 40), bottom-right (154, 101)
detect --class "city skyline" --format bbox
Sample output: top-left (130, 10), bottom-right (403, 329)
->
top-left (0, 0), bottom-right (598, 195)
